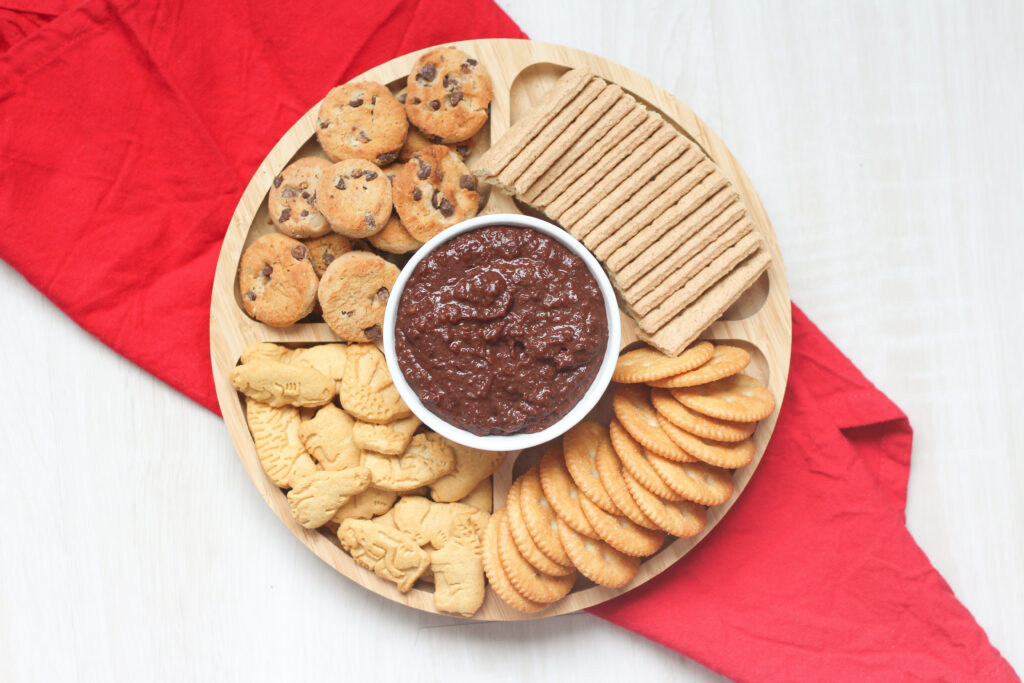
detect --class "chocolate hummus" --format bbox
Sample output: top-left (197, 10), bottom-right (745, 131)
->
top-left (395, 226), bottom-right (608, 436)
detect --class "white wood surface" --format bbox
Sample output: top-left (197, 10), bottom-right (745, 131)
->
top-left (0, 1), bottom-right (1020, 680)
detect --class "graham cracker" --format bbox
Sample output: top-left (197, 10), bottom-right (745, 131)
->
top-left (638, 251), bottom-right (772, 356)
top-left (521, 94), bottom-right (635, 204)
top-left (531, 106), bottom-right (650, 209)
top-left (546, 117), bottom-right (670, 220)
top-left (586, 151), bottom-right (707, 254)
top-left (629, 218), bottom-right (754, 315)
top-left (473, 68), bottom-right (594, 179)
top-left (623, 202), bottom-right (747, 300)
top-left (512, 83), bottom-right (622, 195)
top-left (608, 181), bottom-right (734, 280)
top-left (635, 232), bottom-right (763, 334)
top-left (563, 134), bottom-right (691, 239)
top-left (493, 79), bottom-right (608, 193)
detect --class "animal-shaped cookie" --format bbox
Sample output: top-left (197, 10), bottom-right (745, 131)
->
top-left (338, 519), bottom-right (429, 593)
top-left (287, 466), bottom-right (372, 528)
top-left (391, 496), bottom-right (488, 551)
top-left (429, 442), bottom-right (504, 502)
top-left (231, 359), bottom-right (334, 408)
top-left (430, 524), bottom-right (486, 617)
top-left (298, 404), bottom-right (361, 471)
top-left (245, 400), bottom-right (313, 488)
top-left (338, 344), bottom-right (410, 423)
top-left (352, 415), bottom-right (420, 455)
top-left (331, 487), bottom-right (398, 525)
top-left (362, 433), bottom-right (455, 492)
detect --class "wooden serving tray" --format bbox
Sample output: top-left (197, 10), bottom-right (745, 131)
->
top-left (210, 39), bottom-right (791, 620)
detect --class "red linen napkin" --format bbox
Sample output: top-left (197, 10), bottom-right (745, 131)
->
top-left (0, 2), bottom-right (1016, 680)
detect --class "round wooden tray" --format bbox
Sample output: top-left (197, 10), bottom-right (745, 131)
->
top-left (210, 39), bottom-right (791, 620)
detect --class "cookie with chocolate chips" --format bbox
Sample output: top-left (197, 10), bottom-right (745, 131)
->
top-left (303, 233), bottom-right (353, 277)
top-left (405, 47), bottom-right (492, 143)
top-left (316, 159), bottom-right (392, 238)
top-left (238, 233), bottom-right (319, 327)
top-left (368, 213), bottom-right (422, 254)
top-left (318, 251), bottom-right (400, 342)
top-left (399, 124), bottom-right (478, 162)
top-left (268, 157), bottom-right (333, 239)
top-left (316, 82), bottom-right (408, 166)
top-left (393, 145), bottom-right (481, 243)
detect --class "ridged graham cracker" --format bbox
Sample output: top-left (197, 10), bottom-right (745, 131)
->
top-left (522, 95), bottom-right (638, 205)
top-left (585, 150), bottom-right (707, 253)
top-left (635, 232), bottom-right (764, 333)
top-left (474, 68), bottom-right (594, 179)
top-left (624, 202), bottom-right (747, 300)
top-left (629, 218), bottom-right (755, 315)
top-left (514, 84), bottom-right (623, 194)
top-left (591, 158), bottom-right (716, 259)
top-left (563, 134), bottom-right (693, 239)
top-left (610, 187), bottom-right (739, 285)
top-left (639, 250), bottom-right (773, 355)
top-left (605, 171), bottom-right (731, 279)
top-left (540, 110), bottom-right (660, 214)
top-left (546, 116), bottom-right (671, 219)
top-left (492, 79), bottom-right (608, 193)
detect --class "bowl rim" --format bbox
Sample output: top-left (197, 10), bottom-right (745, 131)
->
top-left (382, 212), bottom-right (622, 452)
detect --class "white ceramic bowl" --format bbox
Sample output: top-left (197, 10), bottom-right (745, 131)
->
top-left (382, 213), bottom-right (621, 452)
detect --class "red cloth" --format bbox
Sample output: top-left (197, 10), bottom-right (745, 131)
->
top-left (0, 2), bottom-right (1016, 680)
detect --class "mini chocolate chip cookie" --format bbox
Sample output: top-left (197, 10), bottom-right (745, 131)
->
top-left (368, 213), bottom-right (422, 254)
top-left (393, 145), bottom-right (480, 243)
top-left (238, 233), bottom-right (319, 326)
top-left (318, 251), bottom-right (400, 342)
top-left (316, 81), bottom-right (408, 166)
top-left (316, 159), bottom-right (392, 238)
top-left (405, 47), bottom-right (492, 143)
top-left (399, 125), bottom-right (477, 162)
top-left (268, 157), bottom-right (333, 239)
top-left (304, 233), bottom-right (353, 277)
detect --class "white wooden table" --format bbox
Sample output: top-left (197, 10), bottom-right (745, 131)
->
top-left (1, 1), bottom-right (1020, 680)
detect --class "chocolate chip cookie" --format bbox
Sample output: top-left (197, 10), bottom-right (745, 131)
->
top-left (316, 81), bottom-right (408, 166)
top-left (268, 157), bottom-right (333, 239)
top-left (368, 213), bottom-right (422, 254)
top-left (316, 159), bottom-right (392, 238)
top-left (393, 145), bottom-right (480, 243)
top-left (399, 125), bottom-right (477, 162)
top-left (238, 233), bottom-right (319, 326)
top-left (318, 251), bottom-right (400, 342)
top-left (304, 233), bottom-right (353, 277)
top-left (405, 47), bottom-right (492, 143)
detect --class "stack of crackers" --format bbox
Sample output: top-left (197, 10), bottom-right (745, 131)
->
top-left (474, 69), bottom-right (771, 356)
top-left (486, 342), bottom-right (775, 613)
top-left (231, 341), bottom-right (505, 618)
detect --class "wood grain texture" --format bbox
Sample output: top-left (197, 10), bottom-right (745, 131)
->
top-left (210, 38), bottom-right (791, 620)
top-left (1, 1), bottom-right (1020, 680)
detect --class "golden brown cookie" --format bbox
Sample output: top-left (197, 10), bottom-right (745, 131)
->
top-left (337, 519), bottom-right (429, 592)
top-left (393, 145), bottom-right (480, 243)
top-left (391, 496), bottom-right (487, 550)
top-left (245, 400), bottom-right (310, 488)
top-left (608, 419), bottom-right (685, 501)
top-left (230, 359), bottom-right (334, 408)
top-left (303, 233), bottom-right (352, 277)
top-left (578, 495), bottom-right (664, 557)
top-left (429, 442), bottom-right (505, 503)
top-left (316, 81), bottom-right (408, 166)
top-left (458, 478), bottom-right (493, 513)
top-left (593, 433), bottom-right (660, 531)
top-left (431, 530), bottom-right (486, 617)
top-left (657, 413), bottom-right (756, 469)
top-left (538, 444), bottom-right (597, 538)
top-left (316, 159), bottom-right (392, 238)
top-left (367, 213), bottom-right (422, 254)
top-left (405, 47), bottom-right (492, 143)
top-left (650, 387), bottom-right (756, 442)
top-left (352, 415), bottom-right (420, 456)
top-left (556, 518), bottom-right (639, 588)
top-left (337, 344), bottom-right (410, 423)
top-left (330, 487), bottom-right (398, 525)
top-left (612, 384), bottom-right (691, 461)
top-left (645, 451), bottom-right (734, 506)
top-left (482, 511), bottom-right (546, 613)
top-left (362, 432), bottom-right (455, 492)
top-left (399, 124), bottom-right (478, 162)
top-left (671, 373), bottom-right (776, 422)
top-left (238, 233), bottom-right (319, 326)
top-left (497, 508), bottom-right (576, 604)
top-left (298, 403), bottom-right (361, 470)
top-left (649, 344), bottom-right (751, 388)
top-left (563, 422), bottom-right (620, 515)
top-left (287, 466), bottom-right (372, 528)
top-left (506, 477), bottom-right (575, 577)
top-left (518, 466), bottom-right (573, 567)
top-left (269, 157), bottom-right (333, 239)
top-left (622, 471), bottom-right (707, 538)
top-left (612, 342), bottom-right (714, 383)
top-left (318, 251), bottom-right (399, 343)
